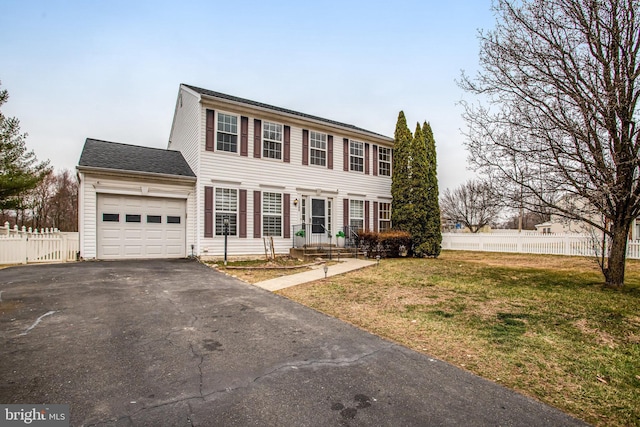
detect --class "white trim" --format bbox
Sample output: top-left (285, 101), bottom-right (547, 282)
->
top-left (93, 183), bottom-right (191, 199)
top-left (76, 166), bottom-right (196, 183)
top-left (259, 183), bottom-right (287, 190)
top-left (211, 179), bottom-right (243, 186)
top-left (296, 187), bottom-right (340, 195)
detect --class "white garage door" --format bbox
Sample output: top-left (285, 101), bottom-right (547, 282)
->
top-left (97, 194), bottom-right (186, 259)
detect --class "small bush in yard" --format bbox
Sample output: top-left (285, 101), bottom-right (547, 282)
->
top-left (359, 230), bottom-right (412, 258)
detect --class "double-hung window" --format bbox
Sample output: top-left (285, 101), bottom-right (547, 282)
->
top-left (215, 188), bottom-right (238, 235)
top-left (350, 200), bottom-right (364, 231)
top-left (379, 147), bottom-right (391, 176)
top-left (350, 140), bottom-right (364, 172)
top-left (262, 192), bottom-right (282, 236)
top-left (310, 131), bottom-right (327, 166)
top-left (263, 121), bottom-right (283, 159)
top-left (379, 202), bottom-right (391, 232)
top-left (217, 113), bottom-right (238, 152)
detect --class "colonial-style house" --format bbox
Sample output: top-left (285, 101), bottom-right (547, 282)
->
top-left (77, 84), bottom-right (394, 260)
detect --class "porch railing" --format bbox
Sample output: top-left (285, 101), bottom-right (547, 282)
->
top-left (292, 223), bottom-right (333, 249)
top-left (342, 225), bottom-right (360, 249)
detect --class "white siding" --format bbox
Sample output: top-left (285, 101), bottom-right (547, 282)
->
top-left (188, 103), bottom-right (393, 257)
top-left (79, 172), bottom-right (195, 259)
top-left (168, 87), bottom-right (202, 252)
top-left (168, 87), bottom-right (201, 176)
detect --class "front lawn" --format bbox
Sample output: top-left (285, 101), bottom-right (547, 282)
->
top-left (277, 251), bottom-right (640, 427)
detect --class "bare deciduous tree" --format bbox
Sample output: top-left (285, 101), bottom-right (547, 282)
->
top-left (1, 169), bottom-right (78, 231)
top-left (441, 180), bottom-right (502, 233)
top-left (459, 0), bottom-right (640, 287)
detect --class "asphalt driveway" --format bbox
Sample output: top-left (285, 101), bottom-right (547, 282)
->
top-left (0, 260), bottom-right (587, 426)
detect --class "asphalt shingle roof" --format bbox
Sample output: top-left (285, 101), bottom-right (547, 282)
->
top-left (183, 84), bottom-right (392, 140)
top-left (78, 138), bottom-right (196, 178)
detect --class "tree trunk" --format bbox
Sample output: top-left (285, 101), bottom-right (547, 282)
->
top-left (604, 220), bottom-right (631, 288)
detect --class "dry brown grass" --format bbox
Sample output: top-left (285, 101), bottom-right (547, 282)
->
top-left (277, 251), bottom-right (640, 427)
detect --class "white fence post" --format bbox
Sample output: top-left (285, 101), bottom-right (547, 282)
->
top-left (0, 223), bottom-right (79, 265)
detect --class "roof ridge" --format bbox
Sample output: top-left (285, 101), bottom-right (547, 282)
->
top-left (181, 84), bottom-right (392, 140)
top-left (85, 138), bottom-right (179, 153)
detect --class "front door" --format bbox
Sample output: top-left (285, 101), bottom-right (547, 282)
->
top-left (311, 198), bottom-right (326, 234)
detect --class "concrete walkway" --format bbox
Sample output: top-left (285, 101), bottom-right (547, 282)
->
top-left (253, 258), bottom-right (376, 291)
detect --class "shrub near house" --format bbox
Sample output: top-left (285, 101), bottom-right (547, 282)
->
top-left (359, 230), bottom-right (411, 258)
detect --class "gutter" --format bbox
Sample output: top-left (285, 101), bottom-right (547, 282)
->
top-left (76, 165), bottom-right (197, 183)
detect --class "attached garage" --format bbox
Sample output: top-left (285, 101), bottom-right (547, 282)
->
top-left (97, 194), bottom-right (186, 259)
top-left (77, 139), bottom-right (196, 260)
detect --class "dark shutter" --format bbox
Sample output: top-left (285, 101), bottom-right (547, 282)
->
top-left (373, 201), bottom-right (379, 232)
top-left (253, 191), bottom-right (261, 238)
top-left (343, 138), bottom-right (349, 171)
top-left (365, 143), bottom-right (370, 175)
top-left (343, 198), bottom-right (349, 229)
top-left (239, 189), bottom-right (247, 238)
top-left (283, 193), bottom-right (291, 238)
top-left (302, 129), bottom-right (309, 165)
top-left (204, 186), bottom-right (213, 237)
top-left (327, 135), bottom-right (333, 169)
top-left (365, 200), bottom-right (370, 231)
top-left (254, 119), bottom-right (262, 158)
top-left (373, 145), bottom-right (378, 176)
top-left (240, 116), bottom-right (249, 157)
top-left (284, 125), bottom-right (291, 163)
top-left (206, 110), bottom-right (215, 152)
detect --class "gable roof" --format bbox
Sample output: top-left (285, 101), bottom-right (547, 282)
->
top-left (78, 138), bottom-right (196, 179)
top-left (182, 84), bottom-right (393, 141)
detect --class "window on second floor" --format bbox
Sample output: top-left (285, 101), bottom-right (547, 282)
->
top-left (350, 140), bottom-right (364, 172)
top-left (379, 147), bottom-right (391, 176)
top-left (263, 121), bottom-right (283, 160)
top-left (310, 131), bottom-right (327, 166)
top-left (217, 113), bottom-right (238, 153)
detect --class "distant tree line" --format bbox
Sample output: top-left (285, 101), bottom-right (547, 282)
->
top-left (1, 169), bottom-right (79, 231)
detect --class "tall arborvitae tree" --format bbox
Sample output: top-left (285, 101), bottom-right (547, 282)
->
top-left (422, 121), bottom-right (442, 256)
top-left (391, 111), bottom-right (413, 232)
top-left (409, 122), bottom-right (430, 256)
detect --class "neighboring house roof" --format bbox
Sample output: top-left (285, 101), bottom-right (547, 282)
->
top-left (182, 84), bottom-right (393, 141)
top-left (78, 138), bottom-right (196, 178)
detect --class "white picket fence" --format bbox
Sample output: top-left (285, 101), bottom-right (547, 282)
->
top-left (0, 222), bottom-right (79, 265)
top-left (441, 232), bottom-right (640, 260)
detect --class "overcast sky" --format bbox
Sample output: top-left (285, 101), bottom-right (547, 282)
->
top-left (1, 1), bottom-right (495, 192)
